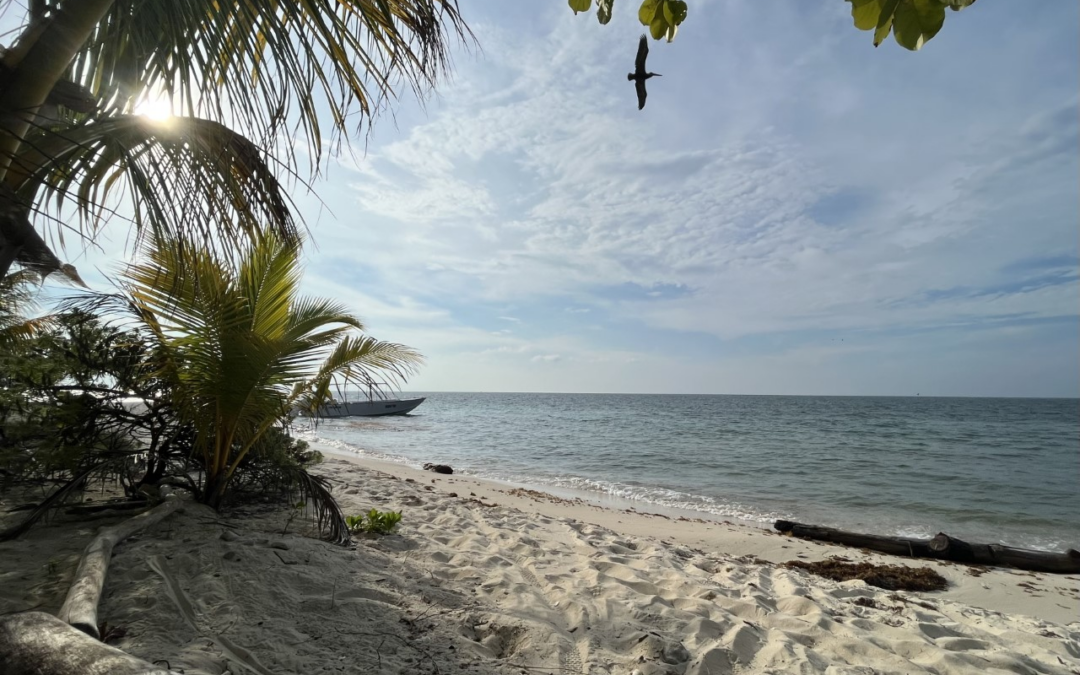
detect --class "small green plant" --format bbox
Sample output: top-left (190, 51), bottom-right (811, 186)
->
top-left (281, 501), bottom-right (305, 535)
top-left (347, 509), bottom-right (402, 535)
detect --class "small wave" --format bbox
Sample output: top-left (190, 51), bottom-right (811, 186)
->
top-left (298, 432), bottom-right (420, 468)
top-left (476, 471), bottom-right (792, 525)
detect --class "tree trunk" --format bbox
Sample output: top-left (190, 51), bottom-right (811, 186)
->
top-left (0, 0), bottom-right (116, 180)
top-left (0, 611), bottom-right (173, 675)
top-left (774, 520), bottom-right (1080, 574)
top-left (57, 499), bottom-right (183, 638)
top-left (203, 471), bottom-right (230, 510)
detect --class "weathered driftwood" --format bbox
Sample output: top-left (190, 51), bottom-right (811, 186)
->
top-left (0, 611), bottom-right (173, 675)
top-left (66, 499), bottom-right (150, 515)
top-left (57, 499), bottom-right (183, 637)
top-left (774, 520), bottom-right (1080, 574)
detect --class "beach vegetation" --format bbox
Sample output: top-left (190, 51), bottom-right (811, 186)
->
top-left (347, 509), bottom-right (403, 535)
top-left (81, 232), bottom-right (422, 525)
top-left (0, 1), bottom-right (471, 280)
top-left (571, 0), bottom-right (977, 50)
top-left (1, 234), bottom-right (421, 545)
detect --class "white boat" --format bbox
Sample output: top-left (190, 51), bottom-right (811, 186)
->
top-left (307, 396), bottom-right (425, 418)
top-left (294, 381), bottom-right (425, 419)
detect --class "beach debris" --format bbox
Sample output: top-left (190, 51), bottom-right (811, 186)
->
top-left (0, 612), bottom-right (172, 675)
top-left (57, 499), bottom-right (184, 639)
top-left (775, 520), bottom-right (1080, 574)
top-left (96, 620), bottom-right (128, 644)
top-left (784, 559), bottom-right (948, 592)
top-left (505, 487), bottom-right (581, 505)
top-left (423, 463), bottom-right (454, 474)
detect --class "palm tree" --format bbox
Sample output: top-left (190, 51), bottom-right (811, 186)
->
top-left (104, 232), bottom-right (423, 512)
top-left (0, 0), bottom-right (470, 278)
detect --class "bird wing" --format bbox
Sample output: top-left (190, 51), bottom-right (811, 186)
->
top-left (635, 34), bottom-right (648, 73)
top-left (635, 78), bottom-right (647, 110)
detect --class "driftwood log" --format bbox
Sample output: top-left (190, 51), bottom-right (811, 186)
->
top-left (775, 520), bottom-right (1080, 574)
top-left (0, 611), bottom-right (173, 675)
top-left (57, 499), bottom-right (184, 637)
top-left (66, 499), bottom-right (151, 515)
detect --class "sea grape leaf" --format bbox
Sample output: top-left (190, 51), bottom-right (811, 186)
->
top-left (849, 0), bottom-right (884, 30)
top-left (597, 0), bottom-right (615, 24)
top-left (847, 0), bottom-right (970, 50)
top-left (664, 0), bottom-right (688, 26)
top-left (650, 14), bottom-right (668, 40)
top-left (639, 0), bottom-right (660, 26)
top-left (874, 0), bottom-right (900, 46)
top-left (892, 0), bottom-right (946, 50)
top-left (571, 0), bottom-right (972, 51)
top-left (641, 0), bottom-right (685, 42)
top-left (569, 0), bottom-right (592, 15)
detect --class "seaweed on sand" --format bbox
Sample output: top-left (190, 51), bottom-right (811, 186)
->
top-left (784, 558), bottom-right (948, 592)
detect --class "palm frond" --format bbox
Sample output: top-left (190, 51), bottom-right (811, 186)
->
top-left (69, 0), bottom-right (472, 171)
top-left (7, 115), bottom-right (300, 257)
top-left (278, 465), bottom-right (351, 545)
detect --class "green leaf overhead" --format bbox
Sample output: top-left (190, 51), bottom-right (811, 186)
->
top-left (892, 0), bottom-right (946, 50)
top-left (875, 0), bottom-right (900, 47)
top-left (846, 0), bottom-right (974, 50)
top-left (569, 0), bottom-right (592, 14)
top-left (664, 1), bottom-right (688, 26)
top-left (575, 0), bottom-right (976, 48)
top-left (850, 0), bottom-right (884, 30)
top-left (639, 0), bottom-right (660, 26)
top-left (639, 0), bottom-right (687, 42)
top-left (597, 0), bottom-right (615, 25)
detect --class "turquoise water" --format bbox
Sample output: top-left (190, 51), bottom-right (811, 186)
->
top-left (301, 394), bottom-right (1079, 552)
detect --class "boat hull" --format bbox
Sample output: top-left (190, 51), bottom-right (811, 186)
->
top-left (309, 397), bottom-right (425, 418)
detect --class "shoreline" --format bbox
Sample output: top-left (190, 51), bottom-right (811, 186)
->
top-left (299, 413), bottom-right (1078, 555)
top-left (315, 441), bottom-right (1080, 626)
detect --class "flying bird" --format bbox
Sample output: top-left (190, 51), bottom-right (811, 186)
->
top-left (628, 34), bottom-right (661, 110)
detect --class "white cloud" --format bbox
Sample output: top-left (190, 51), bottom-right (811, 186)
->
top-left (296, 0), bottom-right (1078, 396)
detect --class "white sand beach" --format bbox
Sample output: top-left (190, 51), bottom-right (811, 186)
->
top-left (2, 446), bottom-right (1078, 674)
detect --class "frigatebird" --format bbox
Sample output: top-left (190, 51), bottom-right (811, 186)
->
top-left (627, 34), bottom-right (661, 110)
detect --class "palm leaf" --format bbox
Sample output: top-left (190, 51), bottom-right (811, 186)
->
top-left (68, 0), bottom-right (472, 169)
top-left (279, 465), bottom-right (351, 545)
top-left (7, 115), bottom-right (299, 257)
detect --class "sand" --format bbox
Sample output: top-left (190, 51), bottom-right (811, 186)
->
top-left (1, 446), bottom-right (1078, 674)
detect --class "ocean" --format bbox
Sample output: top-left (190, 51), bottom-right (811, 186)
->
top-left (299, 394), bottom-right (1079, 552)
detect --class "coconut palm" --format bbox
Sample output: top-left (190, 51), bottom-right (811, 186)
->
top-left (99, 232), bottom-right (422, 522)
top-left (0, 0), bottom-right (469, 277)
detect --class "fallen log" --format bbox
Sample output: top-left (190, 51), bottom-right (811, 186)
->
top-left (0, 611), bottom-right (174, 674)
top-left (66, 499), bottom-right (150, 515)
top-left (774, 520), bottom-right (1080, 574)
top-left (57, 499), bottom-right (184, 638)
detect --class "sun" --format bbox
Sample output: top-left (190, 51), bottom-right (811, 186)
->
top-left (133, 96), bottom-right (174, 122)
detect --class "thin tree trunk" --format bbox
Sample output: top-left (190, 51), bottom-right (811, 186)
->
top-left (57, 499), bottom-right (183, 638)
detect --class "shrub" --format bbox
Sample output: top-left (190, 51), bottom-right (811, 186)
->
top-left (347, 509), bottom-right (402, 535)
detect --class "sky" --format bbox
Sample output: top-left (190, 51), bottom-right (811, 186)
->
top-left (23, 1), bottom-right (1080, 396)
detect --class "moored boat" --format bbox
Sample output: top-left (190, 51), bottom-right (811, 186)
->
top-left (307, 396), bottom-right (425, 418)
